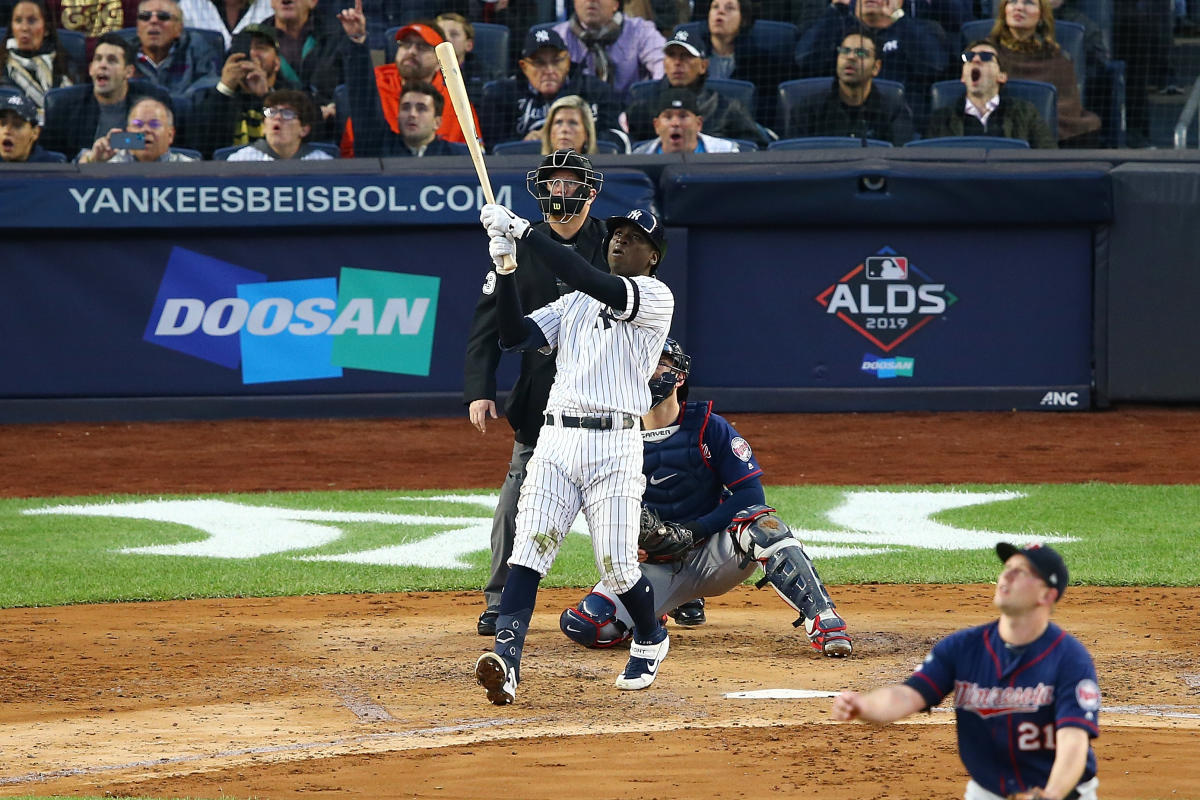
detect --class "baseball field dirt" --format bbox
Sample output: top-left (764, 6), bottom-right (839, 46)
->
top-left (1, 407), bottom-right (1198, 800)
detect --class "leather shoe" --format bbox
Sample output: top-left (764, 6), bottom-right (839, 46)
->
top-left (477, 608), bottom-right (499, 636)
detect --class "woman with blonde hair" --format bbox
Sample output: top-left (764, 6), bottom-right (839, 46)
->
top-left (539, 94), bottom-right (598, 155)
top-left (988, 0), bottom-right (1100, 146)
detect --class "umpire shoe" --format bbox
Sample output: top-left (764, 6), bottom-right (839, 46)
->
top-left (615, 625), bottom-right (669, 690)
top-left (477, 608), bottom-right (499, 636)
top-left (668, 598), bottom-right (705, 626)
top-left (805, 610), bottom-right (853, 657)
top-left (475, 652), bottom-right (518, 705)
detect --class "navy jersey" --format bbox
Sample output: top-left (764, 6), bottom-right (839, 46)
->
top-left (642, 401), bottom-right (764, 536)
top-left (904, 621), bottom-right (1101, 797)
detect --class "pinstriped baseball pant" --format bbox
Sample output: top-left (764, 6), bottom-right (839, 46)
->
top-left (509, 423), bottom-right (645, 593)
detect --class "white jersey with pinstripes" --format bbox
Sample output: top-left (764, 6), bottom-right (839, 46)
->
top-left (528, 274), bottom-right (674, 416)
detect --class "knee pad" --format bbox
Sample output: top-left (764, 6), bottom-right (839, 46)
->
top-left (559, 592), bottom-right (631, 649)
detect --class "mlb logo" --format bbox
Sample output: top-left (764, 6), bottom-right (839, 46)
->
top-left (865, 256), bottom-right (908, 280)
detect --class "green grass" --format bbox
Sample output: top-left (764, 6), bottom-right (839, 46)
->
top-left (0, 483), bottom-right (1197, 609)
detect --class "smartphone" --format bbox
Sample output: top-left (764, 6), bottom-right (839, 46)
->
top-left (228, 31), bottom-right (253, 58)
top-left (110, 131), bottom-right (146, 150)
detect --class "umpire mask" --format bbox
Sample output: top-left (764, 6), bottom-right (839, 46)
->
top-left (648, 338), bottom-right (692, 408)
top-left (526, 149), bottom-right (603, 222)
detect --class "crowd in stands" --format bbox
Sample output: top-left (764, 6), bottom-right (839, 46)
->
top-left (0, 0), bottom-right (1183, 162)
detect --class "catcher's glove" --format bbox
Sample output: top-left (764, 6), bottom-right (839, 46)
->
top-left (638, 507), bottom-right (694, 563)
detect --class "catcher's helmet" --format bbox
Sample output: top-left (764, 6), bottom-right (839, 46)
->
top-left (603, 208), bottom-right (667, 269)
top-left (525, 149), bottom-right (603, 221)
top-left (649, 337), bottom-right (691, 408)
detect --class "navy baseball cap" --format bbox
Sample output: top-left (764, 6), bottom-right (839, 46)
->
top-left (605, 208), bottom-right (667, 260)
top-left (1, 92), bottom-right (39, 125)
top-left (664, 29), bottom-right (707, 59)
top-left (522, 27), bottom-right (567, 58)
top-left (996, 542), bottom-right (1069, 599)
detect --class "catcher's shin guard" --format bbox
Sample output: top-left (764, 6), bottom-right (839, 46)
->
top-left (729, 505), bottom-right (852, 656)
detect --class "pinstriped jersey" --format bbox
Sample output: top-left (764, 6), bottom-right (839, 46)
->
top-left (904, 620), bottom-right (1100, 798)
top-left (529, 274), bottom-right (674, 416)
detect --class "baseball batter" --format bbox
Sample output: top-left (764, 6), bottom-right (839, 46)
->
top-left (832, 543), bottom-right (1100, 800)
top-left (559, 339), bottom-right (853, 657)
top-left (473, 203), bottom-right (675, 706)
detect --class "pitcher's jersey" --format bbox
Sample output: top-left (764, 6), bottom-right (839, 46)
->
top-left (529, 274), bottom-right (673, 416)
top-left (904, 620), bottom-right (1101, 798)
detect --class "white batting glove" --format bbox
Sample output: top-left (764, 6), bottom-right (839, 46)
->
top-left (489, 233), bottom-right (517, 275)
top-left (480, 203), bottom-right (531, 240)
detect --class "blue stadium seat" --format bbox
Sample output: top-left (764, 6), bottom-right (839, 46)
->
top-left (768, 137), bottom-right (894, 149)
top-left (904, 135), bottom-right (1030, 148)
top-left (491, 139), bottom-right (542, 154)
top-left (929, 78), bottom-right (1058, 140)
top-left (214, 142), bottom-right (338, 159)
top-left (169, 146), bottom-right (204, 159)
top-left (56, 28), bottom-right (87, 75)
top-left (776, 77), bottom-right (906, 138)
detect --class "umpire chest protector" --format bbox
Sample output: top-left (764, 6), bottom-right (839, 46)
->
top-left (642, 401), bottom-right (724, 525)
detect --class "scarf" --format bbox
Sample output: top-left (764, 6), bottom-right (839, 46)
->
top-left (569, 11), bottom-right (623, 85)
top-left (5, 40), bottom-right (70, 116)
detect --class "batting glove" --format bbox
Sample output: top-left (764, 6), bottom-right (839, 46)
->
top-left (480, 204), bottom-right (531, 240)
top-left (489, 233), bottom-right (518, 275)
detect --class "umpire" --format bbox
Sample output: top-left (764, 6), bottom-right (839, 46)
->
top-left (463, 149), bottom-right (608, 636)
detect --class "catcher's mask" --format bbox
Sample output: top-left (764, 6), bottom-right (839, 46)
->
top-left (525, 149), bottom-right (603, 222)
top-left (649, 337), bottom-right (691, 408)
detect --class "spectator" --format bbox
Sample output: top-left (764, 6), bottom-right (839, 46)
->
top-left (225, 86), bottom-right (331, 158)
top-left (795, 0), bottom-right (949, 126)
top-left (0, 89), bottom-right (63, 161)
top-left (625, 0), bottom-right (692, 32)
top-left (703, 0), bottom-right (792, 122)
top-left (926, 41), bottom-right (1057, 147)
top-left (478, 27), bottom-right (619, 150)
top-left (539, 93), bottom-right (598, 154)
top-left (262, 0), bottom-right (341, 111)
top-left (337, 14), bottom-right (480, 157)
top-left (129, 0), bottom-right (221, 93)
top-left (553, 0), bottom-right (666, 99)
top-left (77, 95), bottom-right (198, 161)
top-left (905, 0), bottom-right (971, 34)
top-left (787, 31), bottom-right (914, 144)
top-left (622, 28), bottom-right (765, 146)
top-left (632, 86), bottom-right (741, 152)
top-left (0, 0), bottom-right (75, 121)
top-left (987, 0), bottom-right (1101, 146)
top-left (176, 0), bottom-right (273, 50)
top-left (39, 32), bottom-right (156, 157)
top-left (435, 11), bottom-right (500, 101)
top-left (190, 23), bottom-right (303, 157)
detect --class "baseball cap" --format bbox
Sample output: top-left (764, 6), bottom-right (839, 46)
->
top-left (654, 87), bottom-right (700, 116)
top-left (394, 22), bottom-right (443, 47)
top-left (605, 208), bottom-right (667, 260)
top-left (663, 29), bottom-right (707, 59)
top-left (522, 26), bottom-right (567, 58)
top-left (242, 23), bottom-right (279, 49)
top-left (1, 92), bottom-right (39, 125)
top-left (996, 542), bottom-right (1069, 599)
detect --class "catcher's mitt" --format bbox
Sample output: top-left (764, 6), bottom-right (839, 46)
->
top-left (638, 507), bottom-right (694, 563)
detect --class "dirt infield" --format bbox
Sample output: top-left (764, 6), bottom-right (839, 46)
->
top-left (1, 407), bottom-right (1199, 800)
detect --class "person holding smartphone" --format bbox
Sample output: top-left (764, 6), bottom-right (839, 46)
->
top-left (77, 96), bottom-right (197, 162)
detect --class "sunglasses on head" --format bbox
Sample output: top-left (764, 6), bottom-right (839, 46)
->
top-left (836, 45), bottom-right (873, 58)
top-left (137, 10), bottom-right (175, 21)
top-left (961, 50), bottom-right (999, 62)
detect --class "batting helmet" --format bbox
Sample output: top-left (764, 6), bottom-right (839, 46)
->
top-left (526, 149), bottom-right (603, 221)
top-left (603, 208), bottom-right (667, 269)
top-left (649, 337), bottom-right (691, 408)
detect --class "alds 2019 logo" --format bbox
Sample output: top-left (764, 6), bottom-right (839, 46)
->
top-left (815, 247), bottom-right (958, 352)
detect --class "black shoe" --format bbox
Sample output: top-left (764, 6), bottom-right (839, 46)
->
top-left (477, 608), bottom-right (499, 636)
top-left (668, 598), bottom-right (706, 626)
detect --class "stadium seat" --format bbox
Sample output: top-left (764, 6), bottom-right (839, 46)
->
top-left (768, 136), bottom-right (894, 149)
top-left (929, 78), bottom-right (1059, 140)
top-left (56, 28), bottom-right (87, 75)
top-left (903, 135), bottom-right (1031, 148)
top-left (169, 146), bottom-right (204, 159)
top-left (491, 139), bottom-right (542, 154)
top-left (776, 77), bottom-right (905, 138)
top-left (214, 141), bottom-right (338, 159)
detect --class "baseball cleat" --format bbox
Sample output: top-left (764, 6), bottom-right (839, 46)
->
top-left (806, 610), bottom-right (853, 657)
top-left (668, 598), bottom-right (706, 626)
top-left (477, 608), bottom-right (499, 636)
top-left (615, 625), bottom-right (669, 690)
top-left (475, 652), bottom-right (518, 705)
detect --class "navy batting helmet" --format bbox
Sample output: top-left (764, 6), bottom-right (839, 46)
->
top-left (603, 208), bottom-right (667, 267)
top-left (649, 337), bottom-right (691, 408)
top-left (526, 149), bottom-right (603, 221)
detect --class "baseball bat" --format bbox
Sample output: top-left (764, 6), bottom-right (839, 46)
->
top-left (434, 41), bottom-right (517, 272)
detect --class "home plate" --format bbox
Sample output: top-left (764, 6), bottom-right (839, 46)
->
top-left (724, 689), bottom-right (839, 699)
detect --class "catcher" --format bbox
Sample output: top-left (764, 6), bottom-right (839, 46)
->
top-left (559, 339), bottom-right (853, 657)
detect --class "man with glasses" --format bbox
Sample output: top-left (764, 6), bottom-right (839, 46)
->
top-left (926, 42), bottom-right (1056, 148)
top-left (786, 31), bottom-right (913, 145)
top-left (129, 0), bottom-right (222, 93)
top-left (78, 96), bottom-right (197, 161)
top-left (478, 27), bottom-right (619, 150)
top-left (226, 88), bottom-right (332, 159)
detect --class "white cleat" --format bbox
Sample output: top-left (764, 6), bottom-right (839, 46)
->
top-left (476, 652), bottom-right (518, 705)
top-left (615, 627), bottom-right (669, 690)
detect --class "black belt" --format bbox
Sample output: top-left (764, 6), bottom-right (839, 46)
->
top-left (544, 412), bottom-right (639, 430)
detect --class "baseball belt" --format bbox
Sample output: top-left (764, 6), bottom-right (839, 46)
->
top-left (544, 412), bottom-right (639, 430)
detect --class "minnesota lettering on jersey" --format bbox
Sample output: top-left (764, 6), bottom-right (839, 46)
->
top-left (954, 680), bottom-right (1055, 717)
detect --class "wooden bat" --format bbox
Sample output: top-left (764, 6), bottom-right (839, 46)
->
top-left (434, 41), bottom-right (517, 272)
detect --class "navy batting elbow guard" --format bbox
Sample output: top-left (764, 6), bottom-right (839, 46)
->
top-left (559, 592), bottom-right (631, 649)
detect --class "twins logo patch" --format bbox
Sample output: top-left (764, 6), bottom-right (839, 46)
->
top-left (1076, 679), bottom-right (1101, 711)
top-left (482, 270), bottom-right (497, 295)
top-left (731, 437), bottom-right (752, 462)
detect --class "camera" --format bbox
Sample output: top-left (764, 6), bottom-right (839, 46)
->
top-left (110, 131), bottom-right (146, 150)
